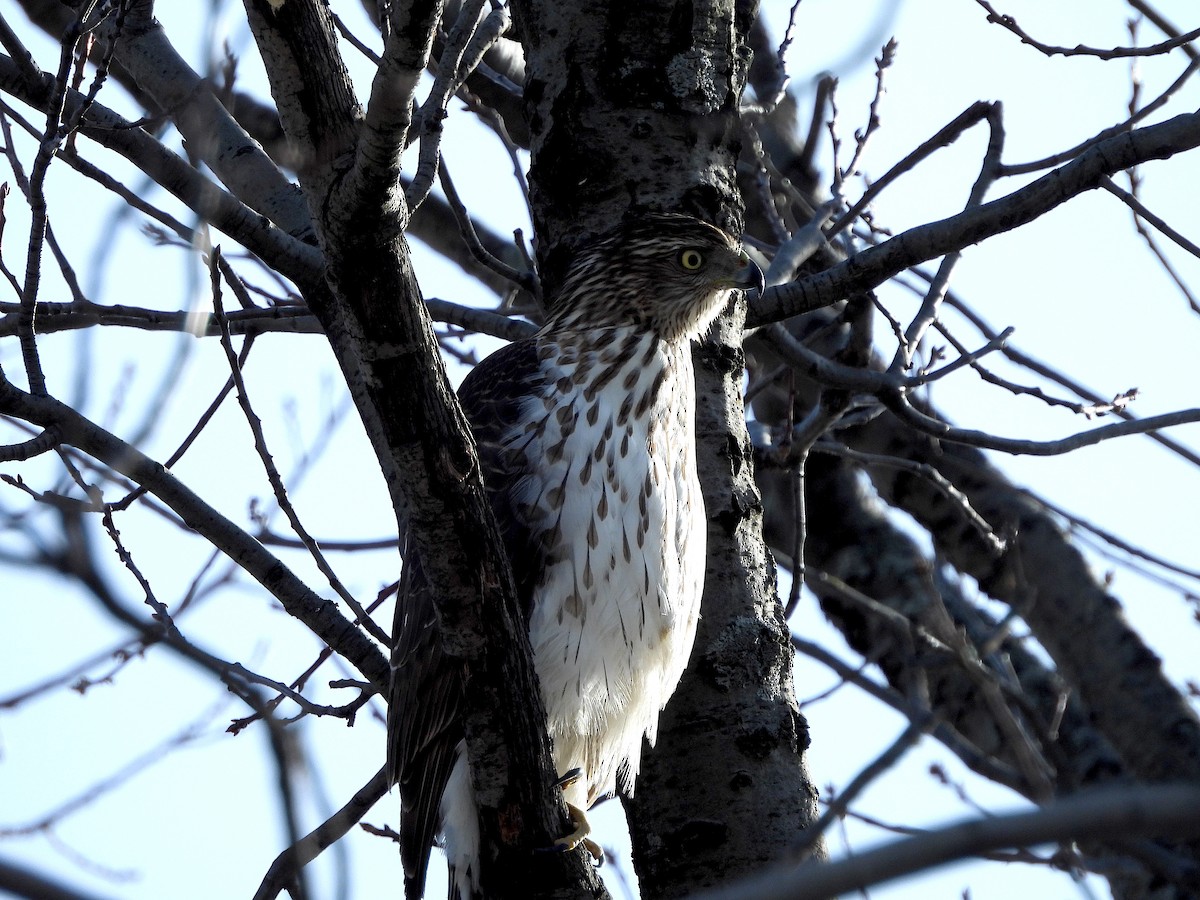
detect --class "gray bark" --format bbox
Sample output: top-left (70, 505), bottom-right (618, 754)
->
top-left (510, 0), bottom-right (825, 893)
top-left (3, 3), bottom-right (1199, 899)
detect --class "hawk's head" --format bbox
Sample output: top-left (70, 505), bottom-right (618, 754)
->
top-left (549, 214), bottom-right (764, 341)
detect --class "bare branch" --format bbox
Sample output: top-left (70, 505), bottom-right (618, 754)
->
top-left (0, 54), bottom-right (324, 284)
top-left (839, 38), bottom-right (896, 182)
top-left (751, 109), bottom-right (1200, 327)
top-left (1128, 0), bottom-right (1200, 61)
top-left (698, 784), bottom-right (1200, 900)
top-left (252, 767), bottom-right (390, 900)
top-left (209, 253), bottom-right (390, 645)
top-left (999, 55), bottom-right (1200, 176)
top-left (1100, 174), bottom-right (1200, 310)
top-left (0, 854), bottom-right (117, 900)
top-left (827, 101), bottom-right (998, 240)
top-left (807, 440), bottom-right (1004, 553)
top-left (939, 285), bottom-right (1200, 466)
top-left (406, 0), bottom-right (490, 213)
top-left (881, 388), bottom-right (1200, 456)
top-left (790, 633), bottom-right (1025, 792)
top-left (349, 0), bottom-right (441, 227)
top-left (0, 296), bottom-right (533, 342)
top-left (974, 0), bottom-right (1200, 58)
top-left (100, 5), bottom-right (314, 241)
top-left (0, 424), bottom-right (59, 460)
top-left (0, 372), bottom-right (390, 689)
top-left (437, 158), bottom-right (538, 295)
top-left (892, 103), bottom-right (1004, 372)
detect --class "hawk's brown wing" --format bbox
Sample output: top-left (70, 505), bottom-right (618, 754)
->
top-left (387, 337), bottom-right (543, 898)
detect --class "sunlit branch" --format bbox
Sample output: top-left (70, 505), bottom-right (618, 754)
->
top-left (100, 5), bottom-right (314, 241)
top-left (881, 388), bottom-right (1200, 457)
top-left (752, 109), bottom-right (1200, 327)
top-left (974, 0), bottom-right (1200, 58)
top-left (0, 297), bottom-right (534, 341)
top-left (210, 252), bottom-right (391, 645)
top-left (0, 373), bottom-right (390, 689)
top-left (698, 783), bottom-right (1200, 900)
top-left (252, 767), bottom-right (391, 900)
top-left (350, 0), bottom-right (444, 231)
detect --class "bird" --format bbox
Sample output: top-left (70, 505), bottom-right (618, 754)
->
top-left (388, 213), bottom-right (764, 899)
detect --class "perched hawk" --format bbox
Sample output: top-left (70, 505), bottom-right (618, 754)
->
top-left (388, 214), bottom-right (763, 899)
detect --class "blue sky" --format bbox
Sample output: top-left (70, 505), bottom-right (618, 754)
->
top-left (1, 2), bottom-right (1198, 898)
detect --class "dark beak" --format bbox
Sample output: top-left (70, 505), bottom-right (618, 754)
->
top-left (733, 257), bottom-right (765, 295)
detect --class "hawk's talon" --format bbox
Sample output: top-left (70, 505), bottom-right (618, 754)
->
top-left (392, 217), bottom-right (754, 893)
top-left (583, 837), bottom-right (605, 867)
top-left (548, 770), bottom-right (605, 866)
top-left (552, 800), bottom-right (605, 867)
top-left (555, 767), bottom-right (584, 791)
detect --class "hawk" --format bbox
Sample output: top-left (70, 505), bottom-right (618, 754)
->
top-left (388, 214), bottom-right (763, 899)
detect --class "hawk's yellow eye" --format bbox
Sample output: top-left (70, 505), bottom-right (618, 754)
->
top-left (678, 249), bottom-right (705, 270)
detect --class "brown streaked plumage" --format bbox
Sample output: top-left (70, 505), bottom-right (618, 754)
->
top-left (388, 214), bottom-right (763, 899)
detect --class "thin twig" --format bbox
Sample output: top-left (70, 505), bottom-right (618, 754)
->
top-left (840, 38), bottom-right (897, 182)
top-left (935, 284), bottom-right (1200, 466)
top-left (1127, 0), bottom-right (1200, 61)
top-left (696, 784), bottom-right (1200, 900)
top-left (827, 101), bottom-right (998, 240)
top-left (252, 767), bottom-right (391, 900)
top-left (792, 714), bottom-right (935, 862)
top-left (751, 108), bottom-right (1200, 326)
top-left (437, 159), bottom-right (536, 293)
top-left (893, 103), bottom-right (1004, 373)
top-left (974, 0), bottom-right (1200, 58)
top-left (791, 633), bottom-right (1023, 790)
top-left (808, 440), bottom-right (1004, 554)
top-left (882, 386), bottom-right (1200, 457)
top-left (999, 55), bottom-right (1200, 176)
top-left (405, 0), bottom-right (492, 213)
top-left (208, 251), bottom-right (391, 646)
top-left (1100, 175), bottom-right (1200, 311)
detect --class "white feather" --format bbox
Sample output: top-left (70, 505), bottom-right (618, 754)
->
top-left (519, 329), bottom-right (704, 801)
top-left (440, 326), bottom-right (710, 896)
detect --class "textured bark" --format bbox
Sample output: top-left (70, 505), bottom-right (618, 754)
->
top-left (512, 0), bottom-right (754, 289)
top-left (749, 306), bottom-right (1200, 897)
top-left (849, 415), bottom-right (1200, 789)
top-left (624, 296), bottom-right (822, 897)
top-left (747, 110), bottom-right (1200, 328)
top-left (511, 0), bottom-right (823, 894)
top-left (7, 4), bottom-right (1196, 899)
top-left (240, 1), bottom-right (598, 896)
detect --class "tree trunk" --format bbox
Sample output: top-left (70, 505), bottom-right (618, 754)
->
top-left (511, 0), bottom-right (824, 894)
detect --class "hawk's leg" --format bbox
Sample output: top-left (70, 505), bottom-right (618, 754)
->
top-left (552, 768), bottom-right (605, 865)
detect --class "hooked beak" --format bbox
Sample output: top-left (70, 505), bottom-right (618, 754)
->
top-left (732, 253), bottom-right (765, 295)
